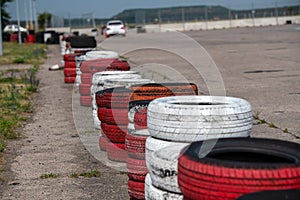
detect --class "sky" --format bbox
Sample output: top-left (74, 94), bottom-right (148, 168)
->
top-left (6, 0), bottom-right (300, 20)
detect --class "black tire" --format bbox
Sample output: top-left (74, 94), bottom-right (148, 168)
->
top-left (237, 189), bottom-right (300, 200)
top-left (178, 138), bottom-right (300, 200)
top-left (69, 36), bottom-right (96, 48)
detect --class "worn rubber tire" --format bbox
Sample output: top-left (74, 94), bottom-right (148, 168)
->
top-left (148, 96), bottom-right (252, 142)
top-left (237, 189), bottom-right (300, 200)
top-left (92, 71), bottom-right (140, 85)
top-left (128, 100), bottom-right (151, 123)
top-left (79, 84), bottom-right (91, 96)
top-left (178, 138), bottom-right (300, 200)
top-left (106, 142), bottom-right (127, 162)
top-left (97, 107), bottom-right (106, 122)
top-left (95, 90), bottom-right (105, 107)
top-left (102, 123), bottom-right (127, 143)
top-left (104, 108), bottom-right (129, 125)
top-left (109, 59), bottom-right (131, 71)
top-left (80, 58), bottom-right (115, 73)
top-left (64, 68), bottom-right (77, 77)
top-left (69, 36), bottom-right (97, 49)
top-left (64, 76), bottom-right (76, 84)
top-left (85, 50), bottom-right (118, 60)
top-left (99, 135), bottom-right (107, 151)
top-left (145, 174), bottom-right (183, 200)
top-left (127, 157), bottom-right (148, 181)
top-left (126, 133), bottom-right (148, 160)
top-left (130, 83), bottom-right (198, 95)
top-left (64, 61), bottom-right (76, 68)
top-left (128, 180), bottom-right (145, 200)
top-left (103, 87), bottom-right (130, 109)
top-left (80, 95), bottom-right (92, 107)
top-left (145, 137), bottom-right (188, 172)
top-left (81, 73), bottom-right (93, 84)
top-left (134, 109), bottom-right (148, 130)
top-left (148, 144), bottom-right (188, 193)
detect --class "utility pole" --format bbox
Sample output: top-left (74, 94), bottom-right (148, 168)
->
top-left (251, 3), bottom-right (255, 27)
top-left (275, 1), bottom-right (279, 25)
top-left (228, 5), bottom-right (232, 28)
top-left (0, 6), bottom-right (3, 56)
top-left (16, 0), bottom-right (22, 44)
top-left (24, 0), bottom-right (29, 29)
top-left (205, 6), bottom-right (208, 30)
top-left (182, 7), bottom-right (185, 31)
top-left (33, 0), bottom-right (38, 32)
top-left (29, 0), bottom-right (33, 30)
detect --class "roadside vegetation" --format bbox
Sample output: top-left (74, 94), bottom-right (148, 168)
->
top-left (0, 42), bottom-right (47, 153)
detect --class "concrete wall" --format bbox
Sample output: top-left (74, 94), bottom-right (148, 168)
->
top-left (145, 16), bottom-right (300, 32)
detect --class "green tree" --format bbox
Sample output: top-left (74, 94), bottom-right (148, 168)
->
top-left (1, 0), bottom-right (13, 29)
top-left (38, 12), bottom-right (52, 31)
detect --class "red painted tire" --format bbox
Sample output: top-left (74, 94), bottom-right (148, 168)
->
top-left (127, 158), bottom-right (147, 181)
top-left (126, 134), bottom-right (147, 160)
top-left (64, 61), bottom-right (76, 68)
top-left (95, 90), bottom-right (105, 107)
top-left (80, 58), bottom-right (115, 73)
top-left (106, 142), bottom-right (127, 162)
top-left (97, 107), bottom-right (106, 122)
top-left (108, 59), bottom-right (130, 71)
top-left (128, 180), bottom-right (145, 200)
top-left (102, 123), bottom-right (127, 143)
top-left (79, 84), bottom-right (91, 96)
top-left (134, 109), bottom-right (147, 130)
top-left (80, 96), bottom-right (92, 107)
top-left (129, 83), bottom-right (198, 101)
top-left (104, 108), bottom-right (129, 125)
top-left (64, 53), bottom-right (82, 62)
top-left (81, 73), bottom-right (93, 84)
top-left (64, 76), bottom-right (76, 83)
top-left (103, 87), bottom-right (130, 109)
top-left (99, 136), bottom-right (107, 151)
top-left (64, 68), bottom-right (77, 77)
top-left (178, 138), bottom-right (300, 200)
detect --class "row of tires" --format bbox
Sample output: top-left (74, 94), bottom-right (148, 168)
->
top-left (64, 49), bottom-right (300, 199)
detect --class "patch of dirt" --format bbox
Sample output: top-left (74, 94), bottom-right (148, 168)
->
top-left (0, 45), bottom-right (129, 200)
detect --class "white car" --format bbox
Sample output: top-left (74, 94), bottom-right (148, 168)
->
top-left (4, 24), bottom-right (27, 33)
top-left (105, 20), bottom-right (126, 37)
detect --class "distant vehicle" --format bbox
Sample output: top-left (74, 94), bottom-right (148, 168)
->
top-left (105, 20), bottom-right (126, 37)
top-left (3, 24), bottom-right (27, 33)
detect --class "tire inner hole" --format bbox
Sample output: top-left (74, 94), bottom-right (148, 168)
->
top-left (209, 151), bottom-right (295, 164)
top-left (172, 102), bottom-right (227, 106)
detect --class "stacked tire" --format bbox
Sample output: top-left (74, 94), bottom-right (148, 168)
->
top-left (91, 71), bottom-right (141, 130)
top-left (75, 50), bottom-right (119, 94)
top-left (101, 87), bottom-right (131, 162)
top-left (178, 138), bottom-right (300, 200)
top-left (126, 83), bottom-right (199, 200)
top-left (96, 79), bottom-right (153, 163)
top-left (79, 58), bottom-right (118, 107)
top-left (64, 53), bottom-right (83, 84)
top-left (145, 96), bottom-right (253, 199)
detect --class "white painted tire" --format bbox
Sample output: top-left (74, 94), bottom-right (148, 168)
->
top-left (145, 137), bottom-right (188, 172)
top-left (103, 78), bottom-right (154, 89)
top-left (145, 174), bottom-right (183, 200)
top-left (148, 144), bottom-right (188, 193)
top-left (85, 50), bottom-right (119, 60)
top-left (92, 71), bottom-right (140, 85)
top-left (93, 110), bottom-right (101, 130)
top-left (128, 122), bottom-right (135, 135)
top-left (147, 96), bottom-right (252, 142)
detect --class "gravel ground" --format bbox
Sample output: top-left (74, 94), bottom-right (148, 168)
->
top-left (0, 45), bottom-right (129, 200)
top-left (0, 24), bottom-right (299, 200)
